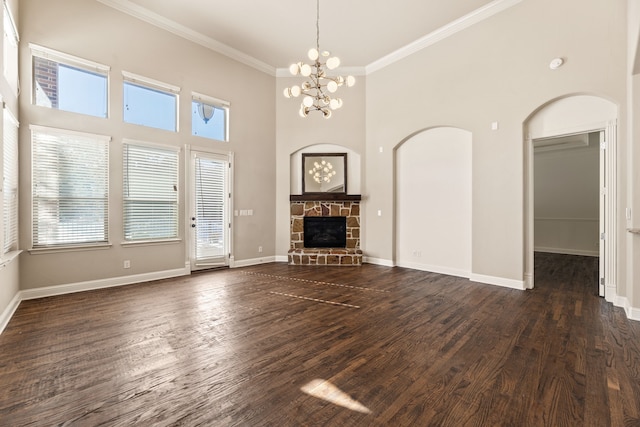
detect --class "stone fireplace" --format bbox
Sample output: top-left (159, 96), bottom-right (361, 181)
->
top-left (288, 197), bottom-right (362, 266)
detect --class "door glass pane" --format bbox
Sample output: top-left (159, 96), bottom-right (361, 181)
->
top-left (195, 157), bottom-right (226, 261)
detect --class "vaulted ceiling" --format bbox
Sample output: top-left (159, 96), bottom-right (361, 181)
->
top-left (97, 0), bottom-right (516, 74)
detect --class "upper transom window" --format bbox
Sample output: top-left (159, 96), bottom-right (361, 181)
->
top-left (30, 44), bottom-right (109, 118)
top-left (192, 92), bottom-right (229, 142)
top-left (123, 71), bottom-right (179, 132)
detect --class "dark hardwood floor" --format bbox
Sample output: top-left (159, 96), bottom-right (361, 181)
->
top-left (1, 253), bottom-right (639, 426)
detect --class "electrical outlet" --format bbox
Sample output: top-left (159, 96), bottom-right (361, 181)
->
top-left (258, 246), bottom-right (263, 253)
top-left (124, 260), bottom-right (131, 269)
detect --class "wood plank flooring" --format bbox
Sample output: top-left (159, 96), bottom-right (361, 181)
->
top-left (1, 253), bottom-right (639, 426)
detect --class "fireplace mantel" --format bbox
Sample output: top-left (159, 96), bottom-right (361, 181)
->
top-left (289, 194), bottom-right (361, 202)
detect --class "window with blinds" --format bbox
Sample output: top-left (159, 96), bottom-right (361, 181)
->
top-left (31, 126), bottom-right (110, 248)
top-left (3, 107), bottom-right (18, 254)
top-left (123, 142), bottom-right (179, 241)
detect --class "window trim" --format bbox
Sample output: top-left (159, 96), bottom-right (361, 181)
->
top-left (30, 43), bottom-right (110, 74)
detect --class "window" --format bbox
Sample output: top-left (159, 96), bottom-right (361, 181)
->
top-left (31, 126), bottom-right (110, 248)
top-left (192, 93), bottom-right (229, 141)
top-left (3, 2), bottom-right (18, 96)
top-left (123, 72), bottom-right (179, 132)
top-left (3, 106), bottom-right (18, 254)
top-left (31, 44), bottom-right (109, 118)
top-left (123, 141), bottom-right (178, 242)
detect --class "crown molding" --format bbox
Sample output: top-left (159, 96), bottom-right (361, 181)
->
top-left (366, 0), bottom-right (524, 74)
top-left (97, 0), bottom-right (522, 78)
top-left (95, 0), bottom-right (276, 76)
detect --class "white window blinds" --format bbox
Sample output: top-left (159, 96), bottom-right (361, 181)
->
top-left (194, 156), bottom-right (226, 260)
top-left (123, 142), bottom-right (178, 241)
top-left (31, 126), bottom-right (110, 247)
top-left (3, 107), bottom-right (18, 254)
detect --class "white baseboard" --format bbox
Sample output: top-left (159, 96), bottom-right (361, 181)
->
top-left (275, 255), bottom-right (288, 263)
top-left (0, 292), bottom-right (22, 335)
top-left (396, 261), bottom-right (470, 279)
top-left (628, 305), bottom-right (640, 322)
top-left (470, 273), bottom-right (526, 290)
top-left (363, 257), bottom-right (395, 267)
top-left (20, 267), bottom-right (190, 301)
top-left (232, 256), bottom-right (278, 268)
top-left (612, 293), bottom-right (640, 322)
top-left (534, 247), bottom-right (599, 257)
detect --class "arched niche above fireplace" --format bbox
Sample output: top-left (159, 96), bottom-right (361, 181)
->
top-left (290, 144), bottom-right (361, 196)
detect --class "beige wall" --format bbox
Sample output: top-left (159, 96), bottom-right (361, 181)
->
top-left (534, 135), bottom-right (600, 256)
top-left (365, 0), bottom-right (627, 287)
top-left (18, 0), bottom-right (276, 289)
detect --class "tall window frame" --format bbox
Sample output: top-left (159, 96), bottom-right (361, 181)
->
top-left (2, 104), bottom-right (18, 256)
top-left (122, 140), bottom-right (180, 243)
top-left (30, 125), bottom-right (110, 249)
top-left (30, 44), bottom-right (110, 118)
top-left (3, 1), bottom-right (19, 96)
top-left (191, 92), bottom-right (230, 142)
top-left (123, 71), bottom-right (179, 132)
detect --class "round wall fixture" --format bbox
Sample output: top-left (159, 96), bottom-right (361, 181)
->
top-left (549, 57), bottom-right (564, 70)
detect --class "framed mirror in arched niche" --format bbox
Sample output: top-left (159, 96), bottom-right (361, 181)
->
top-left (301, 152), bottom-right (347, 195)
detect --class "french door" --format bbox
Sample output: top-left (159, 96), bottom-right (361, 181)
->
top-left (189, 150), bottom-right (232, 270)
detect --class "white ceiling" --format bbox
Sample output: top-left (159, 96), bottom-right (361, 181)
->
top-left (98, 0), bottom-right (517, 75)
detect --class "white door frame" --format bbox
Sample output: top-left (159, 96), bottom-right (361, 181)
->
top-left (184, 145), bottom-right (234, 271)
top-left (524, 95), bottom-right (617, 301)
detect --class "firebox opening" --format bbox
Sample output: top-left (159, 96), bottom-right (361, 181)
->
top-left (304, 216), bottom-right (347, 248)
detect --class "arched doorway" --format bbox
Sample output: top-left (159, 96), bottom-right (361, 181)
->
top-left (395, 127), bottom-right (472, 277)
top-left (524, 95), bottom-right (617, 299)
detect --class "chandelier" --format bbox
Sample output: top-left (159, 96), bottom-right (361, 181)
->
top-left (283, 0), bottom-right (355, 119)
top-left (309, 159), bottom-right (337, 183)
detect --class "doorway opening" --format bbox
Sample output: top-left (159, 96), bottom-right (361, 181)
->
top-left (524, 95), bottom-right (617, 300)
top-left (188, 149), bottom-right (233, 271)
top-left (532, 131), bottom-right (601, 294)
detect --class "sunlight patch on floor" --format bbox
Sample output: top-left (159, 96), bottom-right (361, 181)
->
top-left (301, 379), bottom-right (371, 414)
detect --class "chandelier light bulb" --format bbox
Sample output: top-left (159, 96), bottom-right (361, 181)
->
top-left (300, 64), bottom-right (312, 77)
top-left (289, 63), bottom-right (300, 75)
top-left (327, 80), bottom-right (338, 93)
top-left (346, 75), bottom-right (356, 87)
top-left (326, 57), bottom-right (340, 70)
top-left (303, 96), bottom-right (314, 108)
top-left (308, 48), bottom-right (319, 61)
top-left (291, 85), bottom-right (302, 97)
top-left (283, 87), bottom-right (292, 98)
top-left (329, 98), bottom-right (343, 110)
